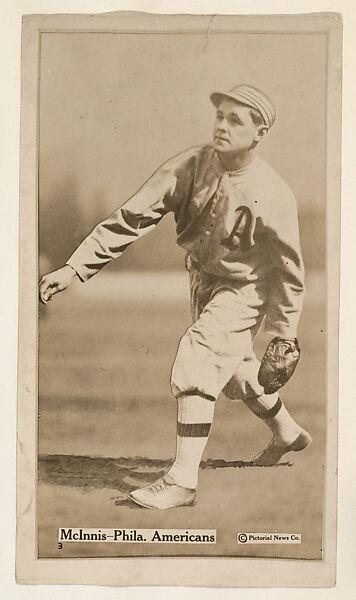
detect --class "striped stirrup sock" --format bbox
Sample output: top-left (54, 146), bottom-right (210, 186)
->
top-left (166, 391), bottom-right (215, 489)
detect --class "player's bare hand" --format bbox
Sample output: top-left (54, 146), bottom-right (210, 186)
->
top-left (39, 265), bottom-right (78, 305)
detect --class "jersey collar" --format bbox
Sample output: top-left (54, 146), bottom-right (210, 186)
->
top-left (212, 148), bottom-right (258, 179)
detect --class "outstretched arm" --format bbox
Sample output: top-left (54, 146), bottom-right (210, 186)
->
top-left (38, 147), bottom-right (198, 304)
top-left (66, 160), bottom-right (180, 282)
top-left (67, 158), bottom-right (177, 281)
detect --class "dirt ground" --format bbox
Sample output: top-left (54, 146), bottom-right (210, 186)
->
top-left (38, 269), bottom-right (326, 560)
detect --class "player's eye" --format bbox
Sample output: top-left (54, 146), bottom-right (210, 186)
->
top-left (229, 116), bottom-right (240, 125)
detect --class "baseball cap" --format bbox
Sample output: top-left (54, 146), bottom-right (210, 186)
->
top-left (210, 84), bottom-right (276, 129)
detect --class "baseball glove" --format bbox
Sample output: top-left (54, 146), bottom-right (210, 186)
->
top-left (258, 337), bottom-right (300, 395)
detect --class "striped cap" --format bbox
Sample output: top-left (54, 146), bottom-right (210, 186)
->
top-left (210, 84), bottom-right (276, 129)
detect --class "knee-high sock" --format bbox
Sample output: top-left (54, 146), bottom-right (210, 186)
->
top-left (243, 393), bottom-right (302, 444)
top-left (166, 392), bottom-right (215, 489)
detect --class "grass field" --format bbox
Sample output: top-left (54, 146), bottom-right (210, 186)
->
top-left (38, 269), bottom-right (326, 559)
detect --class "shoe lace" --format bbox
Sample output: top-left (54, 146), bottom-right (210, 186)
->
top-left (147, 479), bottom-right (168, 494)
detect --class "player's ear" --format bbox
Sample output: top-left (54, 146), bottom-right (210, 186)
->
top-left (254, 125), bottom-right (269, 143)
top-left (250, 125), bottom-right (268, 150)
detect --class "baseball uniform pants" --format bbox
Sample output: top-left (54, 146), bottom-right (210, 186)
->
top-left (171, 267), bottom-right (267, 402)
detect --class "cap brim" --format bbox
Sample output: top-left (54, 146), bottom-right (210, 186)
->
top-left (210, 92), bottom-right (230, 108)
top-left (210, 91), bottom-right (252, 110)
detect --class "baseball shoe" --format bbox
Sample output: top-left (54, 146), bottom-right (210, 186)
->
top-left (128, 475), bottom-right (196, 509)
top-left (253, 429), bottom-right (312, 466)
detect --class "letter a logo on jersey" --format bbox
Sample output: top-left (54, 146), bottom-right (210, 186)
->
top-left (221, 206), bottom-right (254, 251)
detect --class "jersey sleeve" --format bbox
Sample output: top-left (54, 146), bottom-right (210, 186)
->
top-left (263, 186), bottom-right (305, 339)
top-left (66, 151), bottom-right (192, 281)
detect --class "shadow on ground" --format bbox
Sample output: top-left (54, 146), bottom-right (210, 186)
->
top-left (39, 453), bottom-right (292, 508)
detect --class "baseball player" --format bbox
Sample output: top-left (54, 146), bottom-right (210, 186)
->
top-left (39, 83), bottom-right (312, 510)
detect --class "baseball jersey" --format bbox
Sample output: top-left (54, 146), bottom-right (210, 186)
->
top-left (67, 144), bottom-right (305, 338)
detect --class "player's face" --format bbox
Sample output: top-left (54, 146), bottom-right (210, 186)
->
top-left (213, 98), bottom-right (265, 155)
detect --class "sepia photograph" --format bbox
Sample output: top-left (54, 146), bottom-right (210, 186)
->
top-left (16, 11), bottom-right (341, 586)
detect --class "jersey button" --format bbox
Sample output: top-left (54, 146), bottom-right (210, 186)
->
top-left (205, 230), bottom-right (211, 236)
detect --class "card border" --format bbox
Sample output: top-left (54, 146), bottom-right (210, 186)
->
top-left (16, 12), bottom-right (341, 587)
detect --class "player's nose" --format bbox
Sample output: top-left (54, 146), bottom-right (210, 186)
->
top-left (216, 121), bottom-right (228, 134)
top-left (215, 126), bottom-right (229, 139)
